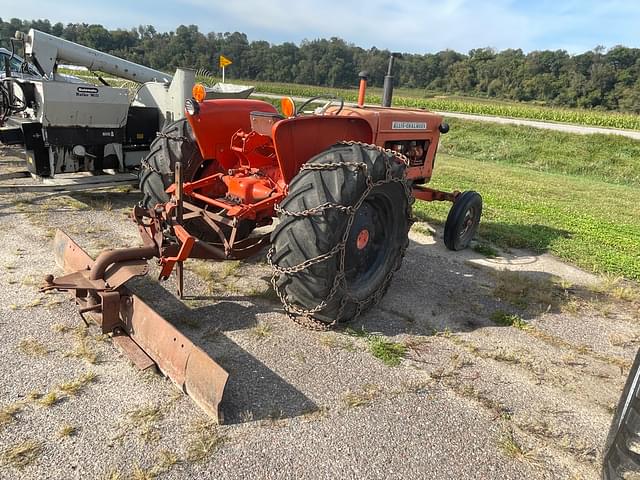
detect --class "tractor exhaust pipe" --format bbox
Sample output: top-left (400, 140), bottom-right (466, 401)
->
top-left (357, 71), bottom-right (368, 107)
top-left (382, 52), bottom-right (402, 108)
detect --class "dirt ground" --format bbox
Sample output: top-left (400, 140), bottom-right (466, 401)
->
top-left (1, 148), bottom-right (638, 479)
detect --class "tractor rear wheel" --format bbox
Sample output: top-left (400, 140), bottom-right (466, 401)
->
top-left (139, 118), bottom-right (204, 208)
top-left (269, 143), bottom-right (412, 327)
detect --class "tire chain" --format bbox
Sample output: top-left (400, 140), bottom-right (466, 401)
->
top-left (267, 141), bottom-right (414, 331)
top-left (139, 132), bottom-right (190, 175)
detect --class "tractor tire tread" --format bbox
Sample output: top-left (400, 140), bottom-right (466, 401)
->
top-left (270, 143), bottom-right (410, 325)
top-left (139, 118), bottom-right (203, 208)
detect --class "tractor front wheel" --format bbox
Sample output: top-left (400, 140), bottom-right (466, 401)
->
top-left (443, 191), bottom-right (483, 251)
top-left (269, 143), bottom-right (412, 327)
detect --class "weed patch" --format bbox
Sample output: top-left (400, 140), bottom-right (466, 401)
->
top-left (411, 223), bottom-right (434, 236)
top-left (126, 403), bottom-right (164, 444)
top-left (17, 338), bottom-right (49, 356)
top-left (368, 337), bottom-right (407, 366)
top-left (0, 440), bottom-right (41, 469)
top-left (128, 404), bottom-right (163, 426)
top-left (0, 402), bottom-right (23, 427)
top-left (493, 271), bottom-right (565, 311)
top-left (319, 334), bottom-right (356, 352)
top-left (64, 327), bottom-right (98, 364)
top-left (342, 384), bottom-right (379, 408)
top-left (251, 322), bottom-right (272, 338)
top-left (248, 285), bottom-right (279, 302)
top-left (185, 420), bottom-right (226, 462)
top-left (131, 465), bottom-right (155, 480)
top-left (221, 260), bottom-right (241, 279)
top-left (58, 424), bottom-right (76, 437)
top-left (491, 310), bottom-right (530, 330)
top-left (498, 428), bottom-right (539, 465)
top-left (473, 243), bottom-right (499, 258)
top-left (39, 392), bottom-right (60, 407)
top-left (344, 328), bottom-right (407, 365)
top-left (58, 371), bottom-right (97, 396)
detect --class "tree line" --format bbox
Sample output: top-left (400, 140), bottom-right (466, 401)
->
top-left (2, 17), bottom-right (639, 112)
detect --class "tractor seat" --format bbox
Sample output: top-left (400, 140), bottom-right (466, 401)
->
top-left (250, 111), bottom-right (284, 137)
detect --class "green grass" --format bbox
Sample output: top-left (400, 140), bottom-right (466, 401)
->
top-left (491, 311), bottom-right (530, 330)
top-left (367, 337), bottom-right (407, 366)
top-left (440, 118), bottom-right (640, 187)
top-left (473, 243), bottom-right (499, 258)
top-left (415, 154), bottom-right (640, 280)
top-left (343, 328), bottom-right (407, 366)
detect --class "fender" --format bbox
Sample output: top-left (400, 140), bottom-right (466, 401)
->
top-left (186, 99), bottom-right (278, 170)
top-left (272, 115), bottom-right (373, 183)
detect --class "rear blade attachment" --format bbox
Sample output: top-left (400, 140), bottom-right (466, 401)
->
top-left (44, 229), bottom-right (229, 423)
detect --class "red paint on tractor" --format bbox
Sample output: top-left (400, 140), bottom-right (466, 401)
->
top-left (356, 229), bottom-right (370, 250)
top-left (186, 99), bottom-right (278, 167)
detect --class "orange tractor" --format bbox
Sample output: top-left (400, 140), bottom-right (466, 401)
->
top-left (43, 67), bottom-right (482, 421)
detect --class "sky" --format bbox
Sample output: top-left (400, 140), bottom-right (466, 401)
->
top-left (1, 0), bottom-right (638, 54)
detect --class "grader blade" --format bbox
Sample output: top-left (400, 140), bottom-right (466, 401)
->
top-left (47, 229), bottom-right (229, 423)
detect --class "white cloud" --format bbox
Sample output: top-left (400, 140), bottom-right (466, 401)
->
top-left (2, 0), bottom-right (639, 53)
top-left (181, 0), bottom-right (533, 52)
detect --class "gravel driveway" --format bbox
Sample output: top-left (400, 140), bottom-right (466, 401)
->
top-left (0, 149), bottom-right (637, 479)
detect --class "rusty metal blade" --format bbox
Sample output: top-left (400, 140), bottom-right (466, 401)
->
top-left (53, 229), bottom-right (94, 272)
top-left (112, 333), bottom-right (155, 370)
top-left (120, 294), bottom-right (229, 422)
top-left (50, 229), bottom-right (229, 422)
top-left (185, 348), bottom-right (229, 421)
top-left (104, 260), bottom-right (149, 289)
top-left (51, 231), bottom-right (149, 290)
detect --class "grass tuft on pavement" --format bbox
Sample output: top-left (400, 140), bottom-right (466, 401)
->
top-left (58, 424), bottom-right (76, 437)
top-left (17, 338), bottom-right (49, 356)
top-left (491, 311), bottom-right (530, 330)
top-left (185, 420), bottom-right (226, 462)
top-left (0, 440), bottom-right (41, 469)
top-left (0, 402), bottom-right (23, 427)
top-left (367, 337), bottom-right (407, 366)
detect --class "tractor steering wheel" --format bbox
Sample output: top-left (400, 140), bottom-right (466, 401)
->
top-left (296, 95), bottom-right (344, 116)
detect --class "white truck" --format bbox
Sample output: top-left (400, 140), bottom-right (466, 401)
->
top-left (0, 29), bottom-right (251, 182)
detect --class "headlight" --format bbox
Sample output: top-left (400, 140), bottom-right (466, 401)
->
top-left (185, 98), bottom-right (200, 116)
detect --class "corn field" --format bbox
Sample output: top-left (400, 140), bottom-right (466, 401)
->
top-left (252, 81), bottom-right (640, 131)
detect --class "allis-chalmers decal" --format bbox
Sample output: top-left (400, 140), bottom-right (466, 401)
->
top-left (76, 86), bottom-right (99, 97)
top-left (391, 121), bottom-right (427, 130)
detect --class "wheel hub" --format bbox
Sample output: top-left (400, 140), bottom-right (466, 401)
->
top-left (344, 195), bottom-right (394, 297)
top-left (356, 229), bottom-right (370, 250)
top-left (459, 207), bottom-right (476, 239)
